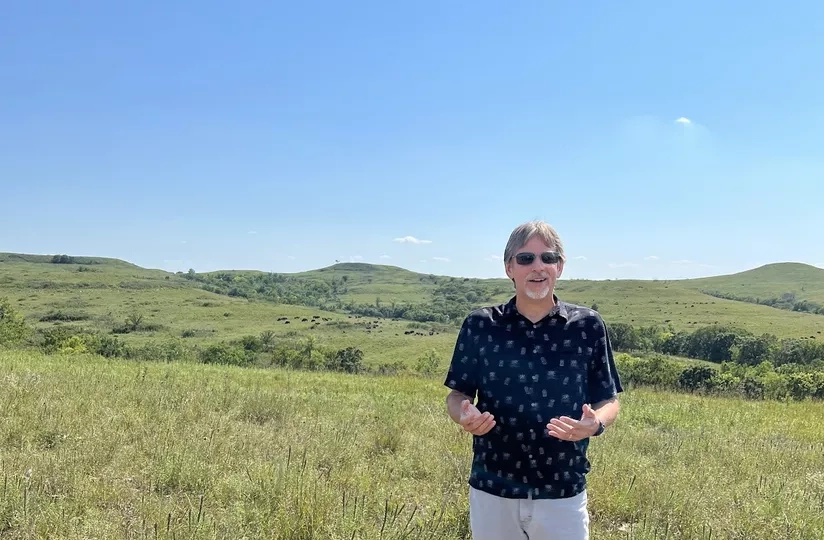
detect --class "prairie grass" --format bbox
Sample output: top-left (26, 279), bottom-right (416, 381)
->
top-left (0, 350), bottom-right (821, 539)
top-left (3, 257), bottom-right (824, 347)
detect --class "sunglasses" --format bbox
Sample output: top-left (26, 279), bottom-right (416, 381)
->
top-left (512, 251), bottom-right (562, 265)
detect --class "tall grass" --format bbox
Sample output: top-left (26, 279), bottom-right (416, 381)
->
top-left (0, 350), bottom-right (822, 539)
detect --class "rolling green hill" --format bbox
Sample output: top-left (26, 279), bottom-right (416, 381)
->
top-left (289, 261), bottom-right (824, 339)
top-left (0, 253), bottom-right (821, 362)
top-left (0, 254), bottom-right (459, 366)
top-left (683, 262), bottom-right (824, 309)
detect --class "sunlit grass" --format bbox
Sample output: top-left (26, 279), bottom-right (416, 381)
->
top-left (0, 350), bottom-right (821, 539)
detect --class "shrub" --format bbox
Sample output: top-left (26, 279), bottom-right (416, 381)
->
top-left (326, 346), bottom-right (364, 374)
top-left (0, 297), bottom-right (30, 346)
top-left (678, 365), bottom-right (716, 392)
top-left (199, 343), bottom-right (252, 367)
top-left (414, 349), bottom-right (440, 376)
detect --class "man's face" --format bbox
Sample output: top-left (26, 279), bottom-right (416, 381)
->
top-left (505, 235), bottom-right (564, 300)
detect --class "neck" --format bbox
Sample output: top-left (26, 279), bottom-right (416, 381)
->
top-left (515, 293), bottom-right (557, 323)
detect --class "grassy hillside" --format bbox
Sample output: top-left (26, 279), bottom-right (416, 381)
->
top-left (292, 263), bottom-right (824, 338)
top-left (0, 254), bottom-right (821, 358)
top-left (684, 262), bottom-right (824, 309)
top-left (0, 257), bottom-right (456, 367)
top-left (0, 350), bottom-right (821, 539)
top-left (0, 252), bottom-right (146, 270)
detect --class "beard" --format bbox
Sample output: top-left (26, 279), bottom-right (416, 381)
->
top-left (525, 281), bottom-right (551, 300)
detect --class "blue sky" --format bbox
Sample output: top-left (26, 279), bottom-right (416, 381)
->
top-left (2, 1), bottom-right (823, 280)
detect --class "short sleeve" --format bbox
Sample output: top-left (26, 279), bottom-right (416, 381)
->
top-left (443, 315), bottom-right (479, 400)
top-left (588, 316), bottom-right (624, 403)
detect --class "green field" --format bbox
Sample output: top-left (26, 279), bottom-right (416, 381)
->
top-left (0, 350), bottom-right (821, 539)
top-left (1, 254), bottom-right (823, 537)
top-left (1, 255), bottom-right (822, 360)
top-left (684, 262), bottom-right (824, 304)
top-left (0, 257), bottom-right (457, 367)
top-left (299, 261), bottom-right (824, 339)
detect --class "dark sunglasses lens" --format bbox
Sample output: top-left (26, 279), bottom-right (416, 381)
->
top-left (515, 253), bottom-right (535, 265)
top-left (541, 252), bottom-right (560, 264)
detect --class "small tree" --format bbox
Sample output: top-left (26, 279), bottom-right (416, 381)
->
top-left (125, 311), bottom-right (144, 332)
top-left (328, 346), bottom-right (364, 373)
top-left (0, 298), bottom-right (30, 346)
top-left (259, 330), bottom-right (275, 351)
top-left (678, 365), bottom-right (716, 392)
top-left (414, 349), bottom-right (440, 376)
top-left (200, 343), bottom-right (251, 367)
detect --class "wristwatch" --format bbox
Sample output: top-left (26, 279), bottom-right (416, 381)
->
top-left (592, 420), bottom-right (605, 437)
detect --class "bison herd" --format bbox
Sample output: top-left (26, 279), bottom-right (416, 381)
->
top-left (273, 313), bottom-right (439, 337)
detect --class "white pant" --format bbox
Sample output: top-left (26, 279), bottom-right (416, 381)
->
top-left (469, 486), bottom-right (589, 540)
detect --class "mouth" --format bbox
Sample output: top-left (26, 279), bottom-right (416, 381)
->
top-left (528, 277), bottom-right (547, 283)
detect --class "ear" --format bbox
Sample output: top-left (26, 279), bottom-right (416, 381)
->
top-left (557, 260), bottom-right (565, 278)
top-left (505, 260), bottom-right (514, 280)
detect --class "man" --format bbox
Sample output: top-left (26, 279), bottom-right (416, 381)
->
top-left (444, 220), bottom-right (622, 540)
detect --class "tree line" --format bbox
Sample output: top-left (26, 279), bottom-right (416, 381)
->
top-left (606, 321), bottom-right (823, 368)
top-left (701, 289), bottom-right (824, 315)
top-left (181, 269), bottom-right (498, 324)
top-left (3, 296), bottom-right (824, 401)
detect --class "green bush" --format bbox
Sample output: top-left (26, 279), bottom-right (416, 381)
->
top-left (615, 352), bottom-right (824, 402)
top-left (0, 297), bottom-right (30, 346)
top-left (326, 346), bottom-right (364, 373)
top-left (199, 343), bottom-right (252, 366)
top-left (678, 365), bottom-right (716, 391)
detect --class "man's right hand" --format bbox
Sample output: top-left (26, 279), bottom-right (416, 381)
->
top-left (459, 399), bottom-right (496, 435)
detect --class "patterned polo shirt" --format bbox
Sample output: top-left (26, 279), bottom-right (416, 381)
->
top-left (444, 295), bottom-right (623, 500)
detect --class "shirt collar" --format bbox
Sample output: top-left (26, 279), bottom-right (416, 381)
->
top-left (503, 294), bottom-right (569, 321)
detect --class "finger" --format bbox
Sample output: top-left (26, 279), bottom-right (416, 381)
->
top-left (547, 419), bottom-right (583, 437)
top-left (549, 420), bottom-right (594, 441)
top-left (549, 418), bottom-right (575, 431)
top-left (472, 416), bottom-right (496, 435)
top-left (548, 427), bottom-right (580, 441)
top-left (547, 422), bottom-right (572, 437)
top-left (462, 411), bottom-right (491, 431)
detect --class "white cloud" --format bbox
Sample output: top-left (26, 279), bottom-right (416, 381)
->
top-left (180, 240), bottom-right (187, 244)
top-left (287, 255), bottom-right (296, 260)
top-left (248, 230), bottom-right (257, 235)
top-left (571, 256), bottom-right (587, 261)
top-left (350, 255), bottom-right (363, 262)
top-left (608, 262), bottom-right (640, 268)
top-left (380, 255), bottom-right (391, 259)
top-left (432, 257), bottom-right (450, 262)
top-left (486, 255), bottom-right (503, 261)
top-left (672, 259), bottom-right (693, 264)
top-left (393, 236), bottom-right (432, 244)
top-left (619, 115), bottom-right (713, 164)
top-left (644, 255), bottom-right (659, 260)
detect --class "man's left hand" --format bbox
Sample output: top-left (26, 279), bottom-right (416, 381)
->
top-left (546, 404), bottom-right (600, 442)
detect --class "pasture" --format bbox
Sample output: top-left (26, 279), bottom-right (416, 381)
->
top-left (0, 350), bottom-right (821, 539)
top-left (0, 258), bottom-right (457, 367)
top-left (1, 256), bottom-right (823, 367)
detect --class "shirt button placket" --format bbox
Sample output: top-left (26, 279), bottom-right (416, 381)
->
top-left (528, 324), bottom-right (537, 471)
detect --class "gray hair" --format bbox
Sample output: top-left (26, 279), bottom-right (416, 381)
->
top-left (503, 220), bottom-right (566, 263)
